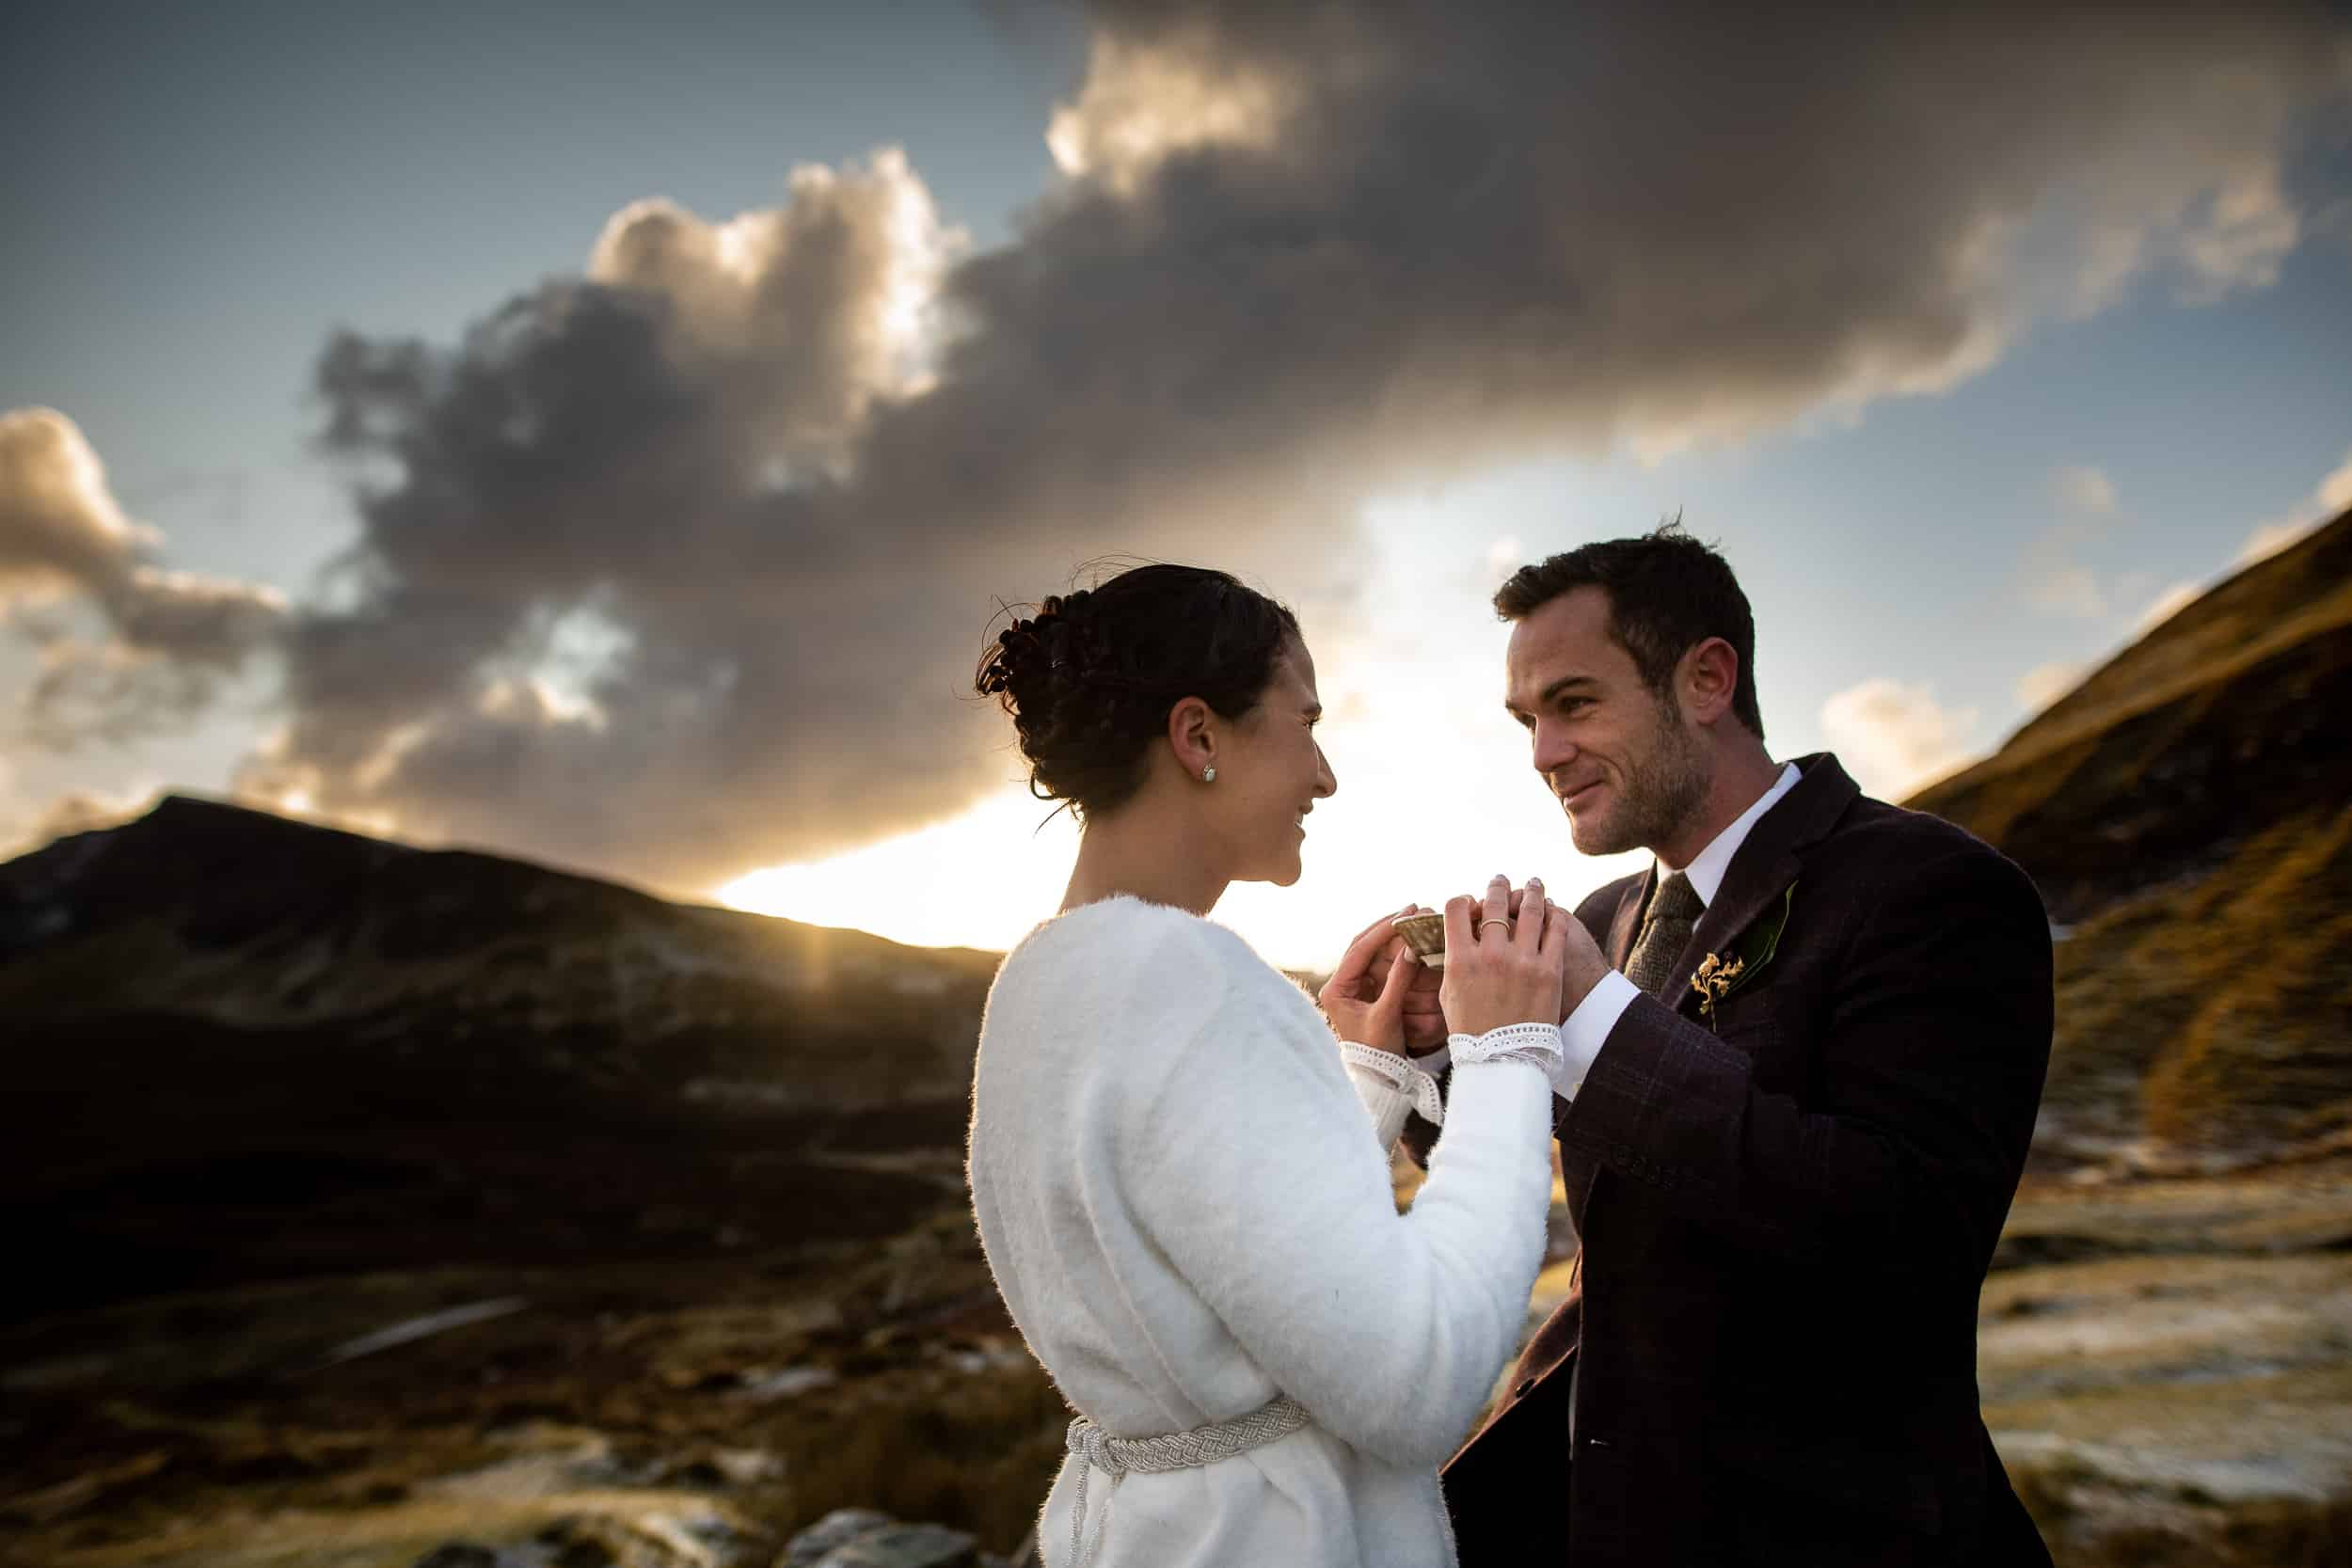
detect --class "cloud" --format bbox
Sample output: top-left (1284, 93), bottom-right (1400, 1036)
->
top-left (0, 408), bottom-right (161, 595)
top-left (0, 408), bottom-right (286, 749)
top-left (2054, 466), bottom-right (2117, 515)
top-left (2021, 463), bottom-right (2130, 617)
top-left (248, 0), bottom-right (2351, 892)
top-left (0, 784), bottom-right (160, 860)
top-left (2016, 660), bottom-right (2085, 714)
top-left (1044, 24), bottom-right (1294, 193)
top-left (2137, 580), bottom-right (2202, 632)
top-left (2020, 522), bottom-right (2114, 620)
top-left (2241, 519), bottom-right (2312, 564)
top-left (2320, 452), bottom-right (2352, 515)
top-left (2061, 443), bottom-right (2352, 650)
top-left (2023, 558), bottom-right (2111, 620)
top-left (2240, 445), bottom-right (2352, 563)
top-left (2173, 161), bottom-right (2303, 300)
top-left (1820, 678), bottom-right (1980, 800)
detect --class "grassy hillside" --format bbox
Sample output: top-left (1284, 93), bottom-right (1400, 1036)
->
top-left (1900, 512), bottom-right (2352, 1562)
top-left (2032, 800), bottom-right (2352, 1162)
top-left (1910, 529), bottom-right (2352, 924)
top-left (1907, 508), bottom-right (2352, 1162)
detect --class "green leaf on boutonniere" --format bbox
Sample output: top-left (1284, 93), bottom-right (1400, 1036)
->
top-left (1692, 881), bottom-right (1797, 1019)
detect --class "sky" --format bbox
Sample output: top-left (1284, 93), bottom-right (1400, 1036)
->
top-left (4, 0), bottom-right (2351, 969)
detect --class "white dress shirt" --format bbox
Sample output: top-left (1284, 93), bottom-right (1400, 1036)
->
top-left (1416, 761), bottom-right (1803, 1096)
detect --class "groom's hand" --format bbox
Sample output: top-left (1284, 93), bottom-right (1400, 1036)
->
top-left (1554, 904), bottom-right (1613, 1016)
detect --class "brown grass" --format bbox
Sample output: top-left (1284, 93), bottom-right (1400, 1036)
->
top-left (768, 1361), bottom-right (1066, 1550)
top-left (2034, 802), bottom-right (2352, 1157)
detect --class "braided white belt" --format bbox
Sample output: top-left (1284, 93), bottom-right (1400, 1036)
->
top-left (1062, 1394), bottom-right (1311, 1566)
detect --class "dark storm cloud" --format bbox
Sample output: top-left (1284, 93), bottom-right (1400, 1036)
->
top-left (248, 0), bottom-right (2350, 890)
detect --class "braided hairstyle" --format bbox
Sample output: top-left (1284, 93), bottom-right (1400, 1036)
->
top-left (976, 564), bottom-right (1301, 819)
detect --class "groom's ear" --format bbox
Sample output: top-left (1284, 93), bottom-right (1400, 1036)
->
top-left (1681, 637), bottom-right (1741, 727)
top-left (1167, 695), bottom-right (1216, 774)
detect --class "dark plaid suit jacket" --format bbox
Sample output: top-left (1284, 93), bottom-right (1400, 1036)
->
top-left (1405, 753), bottom-right (2056, 1568)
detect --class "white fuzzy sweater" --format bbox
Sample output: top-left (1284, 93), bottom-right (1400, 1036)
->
top-left (966, 896), bottom-right (1557, 1568)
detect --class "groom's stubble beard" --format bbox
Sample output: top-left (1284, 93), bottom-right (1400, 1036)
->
top-left (1569, 690), bottom-right (1711, 859)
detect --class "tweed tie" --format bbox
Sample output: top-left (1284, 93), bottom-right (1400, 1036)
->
top-left (1623, 871), bottom-right (1705, 998)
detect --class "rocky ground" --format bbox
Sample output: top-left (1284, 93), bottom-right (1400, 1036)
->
top-left (7, 1156), bottom-right (2350, 1566)
top-left (0, 1208), bottom-right (1065, 1568)
top-left (1980, 1157), bottom-right (2352, 1566)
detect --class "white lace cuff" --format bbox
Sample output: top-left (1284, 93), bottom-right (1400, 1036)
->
top-left (1339, 1040), bottom-right (1446, 1148)
top-left (1445, 1022), bottom-right (1564, 1075)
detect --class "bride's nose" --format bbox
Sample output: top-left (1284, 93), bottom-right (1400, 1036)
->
top-left (1313, 743), bottom-right (1337, 799)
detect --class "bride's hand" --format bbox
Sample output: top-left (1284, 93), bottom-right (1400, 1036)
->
top-left (1318, 907), bottom-right (1424, 1054)
top-left (1439, 876), bottom-right (1567, 1037)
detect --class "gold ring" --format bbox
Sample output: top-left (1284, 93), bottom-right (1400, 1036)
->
top-left (1478, 919), bottom-right (1511, 934)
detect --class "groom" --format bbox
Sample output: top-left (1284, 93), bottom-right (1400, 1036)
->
top-left (1399, 526), bottom-right (2056, 1566)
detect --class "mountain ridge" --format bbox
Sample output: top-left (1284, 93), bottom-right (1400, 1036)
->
top-left (0, 792), bottom-right (1004, 1319)
top-left (1909, 508), bottom-right (2352, 925)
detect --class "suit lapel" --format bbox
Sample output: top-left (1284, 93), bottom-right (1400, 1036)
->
top-left (1665, 753), bottom-right (1861, 1017)
top-left (1668, 851), bottom-right (1802, 1016)
top-left (1607, 866), bottom-right (1653, 969)
top-left (1565, 755), bottom-right (1863, 1283)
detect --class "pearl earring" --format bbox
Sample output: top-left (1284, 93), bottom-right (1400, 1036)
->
top-left (1201, 766), bottom-right (1216, 784)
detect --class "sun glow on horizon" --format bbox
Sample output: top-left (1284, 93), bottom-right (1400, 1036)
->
top-left (713, 586), bottom-right (1647, 970)
top-left (714, 490), bottom-right (1665, 970)
top-left (715, 787), bottom-right (1087, 955)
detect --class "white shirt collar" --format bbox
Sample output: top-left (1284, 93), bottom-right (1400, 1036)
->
top-left (1661, 761), bottom-right (1803, 907)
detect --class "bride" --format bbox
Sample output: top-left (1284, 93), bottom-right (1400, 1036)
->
top-left (966, 563), bottom-right (1567, 1567)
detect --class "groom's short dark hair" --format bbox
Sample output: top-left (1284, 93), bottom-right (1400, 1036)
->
top-left (1493, 521), bottom-right (1765, 740)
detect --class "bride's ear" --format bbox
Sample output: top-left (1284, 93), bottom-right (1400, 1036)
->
top-left (1167, 696), bottom-right (1216, 781)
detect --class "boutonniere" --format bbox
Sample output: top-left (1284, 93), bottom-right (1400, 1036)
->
top-left (1692, 881), bottom-right (1797, 1020)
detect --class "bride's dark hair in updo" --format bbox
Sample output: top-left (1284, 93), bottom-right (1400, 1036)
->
top-left (976, 563), bottom-right (1301, 819)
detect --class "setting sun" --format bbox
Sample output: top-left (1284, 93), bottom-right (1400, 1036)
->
top-left (716, 787), bottom-right (1083, 955)
top-left (712, 601), bottom-right (1650, 972)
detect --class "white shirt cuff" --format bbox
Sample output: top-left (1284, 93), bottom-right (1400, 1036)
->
top-left (1553, 970), bottom-right (1639, 1100)
top-left (1403, 971), bottom-right (1637, 1104)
